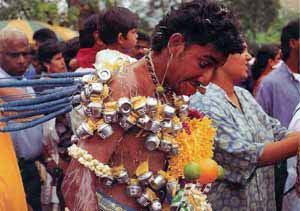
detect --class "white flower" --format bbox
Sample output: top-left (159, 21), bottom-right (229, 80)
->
top-left (78, 157), bottom-right (85, 164)
top-left (83, 154), bottom-right (93, 161)
top-left (91, 159), bottom-right (99, 166)
top-left (96, 165), bottom-right (103, 171)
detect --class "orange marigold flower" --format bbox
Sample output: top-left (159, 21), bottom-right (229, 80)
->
top-left (167, 116), bottom-right (216, 178)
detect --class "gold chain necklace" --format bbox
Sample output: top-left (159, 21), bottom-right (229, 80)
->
top-left (145, 53), bottom-right (173, 104)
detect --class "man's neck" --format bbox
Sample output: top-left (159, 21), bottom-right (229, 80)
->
top-left (107, 44), bottom-right (128, 55)
top-left (149, 50), bottom-right (169, 84)
top-left (285, 55), bottom-right (299, 73)
top-left (261, 65), bottom-right (273, 77)
top-left (92, 44), bottom-right (105, 52)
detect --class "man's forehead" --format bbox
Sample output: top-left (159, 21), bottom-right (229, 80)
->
top-left (188, 44), bottom-right (225, 61)
top-left (2, 37), bottom-right (29, 52)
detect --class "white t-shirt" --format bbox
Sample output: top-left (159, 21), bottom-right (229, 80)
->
top-left (282, 103), bottom-right (300, 211)
top-left (0, 67), bottom-right (43, 160)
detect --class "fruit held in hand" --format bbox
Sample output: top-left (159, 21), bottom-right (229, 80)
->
top-left (217, 165), bottom-right (225, 180)
top-left (184, 162), bottom-right (201, 179)
top-left (198, 158), bottom-right (218, 184)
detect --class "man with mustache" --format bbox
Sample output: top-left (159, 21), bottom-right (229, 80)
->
top-left (0, 27), bottom-right (44, 211)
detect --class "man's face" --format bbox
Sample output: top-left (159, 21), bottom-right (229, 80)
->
top-left (132, 39), bottom-right (150, 59)
top-left (167, 44), bottom-right (226, 96)
top-left (45, 52), bottom-right (67, 73)
top-left (0, 38), bottom-right (30, 76)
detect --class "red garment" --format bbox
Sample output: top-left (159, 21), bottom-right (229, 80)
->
top-left (76, 48), bottom-right (98, 68)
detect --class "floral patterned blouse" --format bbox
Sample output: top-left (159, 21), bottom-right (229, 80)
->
top-left (190, 83), bottom-right (287, 211)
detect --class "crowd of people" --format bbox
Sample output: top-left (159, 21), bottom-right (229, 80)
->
top-left (0, 0), bottom-right (299, 211)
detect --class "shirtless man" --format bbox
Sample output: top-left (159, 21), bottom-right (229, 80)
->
top-left (62, 1), bottom-right (244, 210)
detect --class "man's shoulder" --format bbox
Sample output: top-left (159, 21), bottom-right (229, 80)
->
top-left (260, 62), bottom-right (289, 85)
top-left (0, 67), bottom-right (10, 78)
top-left (109, 63), bottom-right (139, 99)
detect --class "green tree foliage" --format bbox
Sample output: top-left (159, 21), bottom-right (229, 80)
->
top-left (255, 8), bottom-right (300, 45)
top-left (0, 0), bottom-right (59, 24)
top-left (221, 0), bottom-right (281, 42)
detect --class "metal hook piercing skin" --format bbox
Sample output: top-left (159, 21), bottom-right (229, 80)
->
top-left (0, 105), bottom-right (73, 132)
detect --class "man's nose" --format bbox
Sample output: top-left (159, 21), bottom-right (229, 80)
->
top-left (17, 54), bottom-right (26, 63)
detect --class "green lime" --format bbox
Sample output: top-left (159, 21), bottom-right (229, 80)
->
top-left (217, 165), bottom-right (225, 180)
top-left (184, 162), bottom-right (201, 180)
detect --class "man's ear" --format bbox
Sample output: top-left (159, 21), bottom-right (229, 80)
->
top-left (167, 33), bottom-right (185, 57)
top-left (117, 32), bottom-right (126, 45)
top-left (290, 38), bottom-right (299, 49)
top-left (92, 31), bottom-right (99, 41)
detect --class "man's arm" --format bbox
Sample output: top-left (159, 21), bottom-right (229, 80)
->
top-left (255, 81), bottom-right (273, 116)
top-left (0, 87), bottom-right (31, 101)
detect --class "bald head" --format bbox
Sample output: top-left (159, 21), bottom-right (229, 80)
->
top-left (0, 27), bottom-right (30, 76)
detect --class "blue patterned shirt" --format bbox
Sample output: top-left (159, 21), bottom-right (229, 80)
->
top-left (190, 83), bottom-right (287, 211)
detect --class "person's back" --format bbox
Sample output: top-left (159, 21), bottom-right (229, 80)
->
top-left (282, 103), bottom-right (300, 211)
top-left (0, 99), bottom-right (27, 211)
top-left (256, 62), bottom-right (300, 127)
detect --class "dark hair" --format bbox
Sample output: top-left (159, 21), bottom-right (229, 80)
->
top-left (252, 44), bottom-right (280, 80)
top-left (98, 7), bottom-right (138, 45)
top-left (151, 0), bottom-right (244, 56)
top-left (63, 37), bottom-right (80, 69)
top-left (79, 13), bottom-right (101, 48)
top-left (281, 18), bottom-right (300, 61)
top-left (33, 28), bottom-right (58, 43)
top-left (138, 31), bottom-right (150, 42)
top-left (38, 40), bottom-right (63, 64)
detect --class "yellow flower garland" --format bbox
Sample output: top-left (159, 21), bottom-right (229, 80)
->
top-left (167, 116), bottom-right (216, 178)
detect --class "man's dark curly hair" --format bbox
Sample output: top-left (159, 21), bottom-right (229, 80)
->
top-left (281, 18), bottom-right (300, 61)
top-left (98, 7), bottom-right (138, 45)
top-left (151, 0), bottom-right (244, 56)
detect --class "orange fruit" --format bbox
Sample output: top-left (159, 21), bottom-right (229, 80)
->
top-left (197, 158), bottom-right (218, 184)
top-left (184, 162), bottom-right (201, 179)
